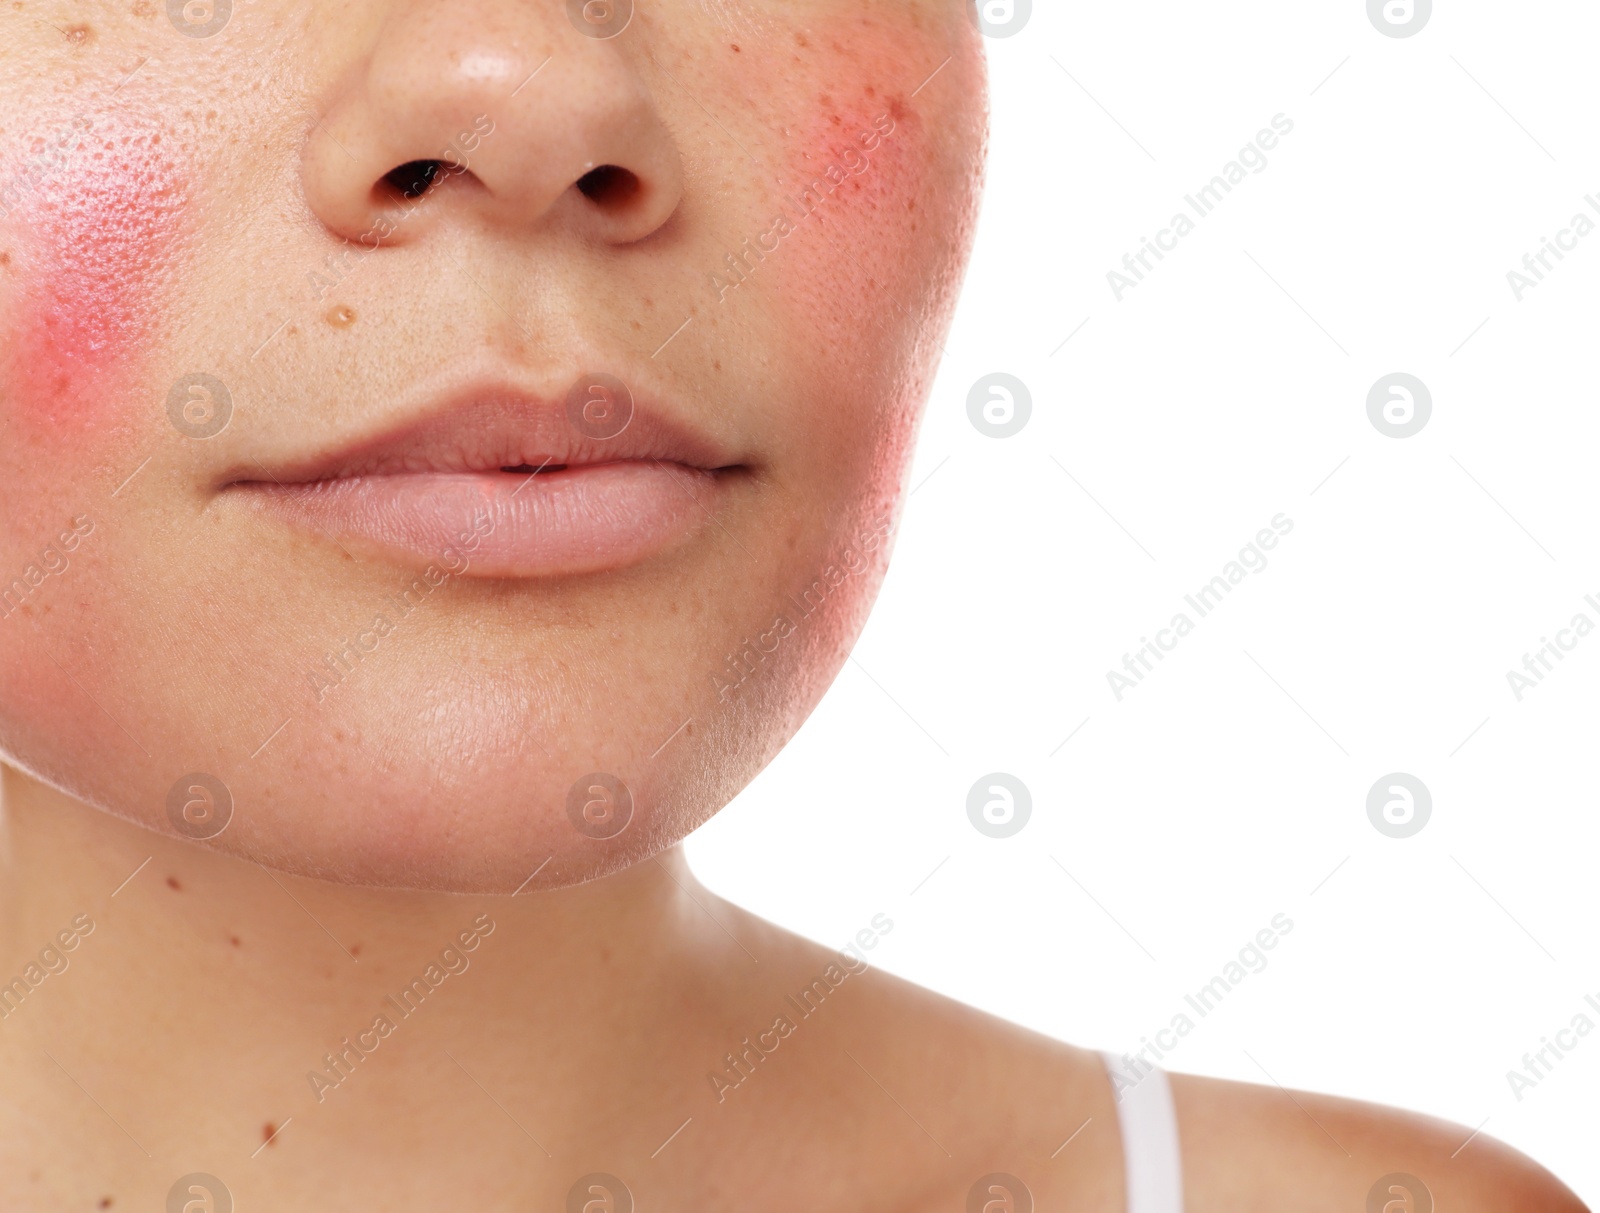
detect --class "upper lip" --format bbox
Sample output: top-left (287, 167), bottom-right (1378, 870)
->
top-left (221, 375), bottom-right (744, 487)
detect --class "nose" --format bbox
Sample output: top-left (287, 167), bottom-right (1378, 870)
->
top-left (300, 1), bottom-right (682, 248)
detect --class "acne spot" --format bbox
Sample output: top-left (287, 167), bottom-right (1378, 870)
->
top-left (795, 31), bottom-right (809, 48)
top-left (130, 0), bottom-right (154, 15)
top-left (262, 1122), bottom-right (277, 1146)
top-left (350, 943), bottom-right (362, 957)
top-left (166, 876), bottom-right (182, 891)
top-left (730, 44), bottom-right (740, 53)
top-left (229, 935), bottom-right (241, 947)
top-left (61, 23), bottom-right (93, 45)
top-left (325, 304), bottom-right (357, 329)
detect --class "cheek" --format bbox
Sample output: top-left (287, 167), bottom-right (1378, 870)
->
top-left (758, 64), bottom-right (983, 510)
top-left (760, 92), bottom-right (931, 348)
top-left (2, 117), bottom-right (186, 434)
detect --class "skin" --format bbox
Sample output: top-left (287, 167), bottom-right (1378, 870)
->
top-left (0, 0), bottom-right (1586, 1209)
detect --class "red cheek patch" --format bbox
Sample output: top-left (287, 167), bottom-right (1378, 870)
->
top-left (3, 118), bottom-right (185, 430)
top-left (787, 91), bottom-right (920, 220)
top-left (707, 91), bottom-right (923, 317)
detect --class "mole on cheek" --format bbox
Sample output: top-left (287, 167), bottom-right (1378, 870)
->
top-left (4, 125), bottom-right (186, 431)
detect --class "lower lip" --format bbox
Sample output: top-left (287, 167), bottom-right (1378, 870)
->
top-left (235, 462), bottom-right (721, 578)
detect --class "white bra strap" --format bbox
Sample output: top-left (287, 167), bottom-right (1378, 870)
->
top-left (1101, 1052), bottom-right (1185, 1213)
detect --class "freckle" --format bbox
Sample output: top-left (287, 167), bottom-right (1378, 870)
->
top-left (166, 876), bottom-right (182, 891)
top-left (98, 1199), bottom-right (113, 1209)
top-left (795, 31), bottom-right (809, 48)
top-left (712, 359), bottom-right (721, 371)
top-left (630, 320), bottom-right (640, 330)
top-left (325, 304), bottom-right (357, 329)
top-left (262, 1122), bottom-right (277, 1146)
top-left (730, 43), bottom-right (740, 53)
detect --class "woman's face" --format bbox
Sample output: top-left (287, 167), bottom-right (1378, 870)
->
top-left (0, 0), bottom-right (986, 891)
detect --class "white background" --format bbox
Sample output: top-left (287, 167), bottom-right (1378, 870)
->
top-left (688, 0), bottom-right (1600, 1200)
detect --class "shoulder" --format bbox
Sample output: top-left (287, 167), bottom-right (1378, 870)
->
top-left (706, 909), bottom-right (1585, 1211)
top-left (1169, 1071), bottom-right (1588, 1213)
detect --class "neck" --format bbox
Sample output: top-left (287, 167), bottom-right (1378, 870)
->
top-left (0, 765), bottom-right (746, 1175)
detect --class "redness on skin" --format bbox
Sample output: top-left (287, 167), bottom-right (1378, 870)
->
top-left (722, 19), bottom-right (980, 344)
top-left (4, 120), bottom-right (185, 430)
top-left (703, 86), bottom-right (927, 338)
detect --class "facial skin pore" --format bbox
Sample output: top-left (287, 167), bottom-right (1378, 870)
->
top-left (7, 112), bottom-right (185, 431)
top-left (0, 1), bottom-right (987, 893)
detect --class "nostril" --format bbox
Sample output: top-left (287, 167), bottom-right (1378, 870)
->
top-left (380, 159), bottom-right (445, 201)
top-left (576, 164), bottom-right (641, 208)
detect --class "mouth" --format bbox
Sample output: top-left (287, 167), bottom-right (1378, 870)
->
top-left (221, 381), bottom-right (746, 579)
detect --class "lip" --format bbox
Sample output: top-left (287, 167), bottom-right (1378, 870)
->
top-left (223, 379), bottom-right (745, 579)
